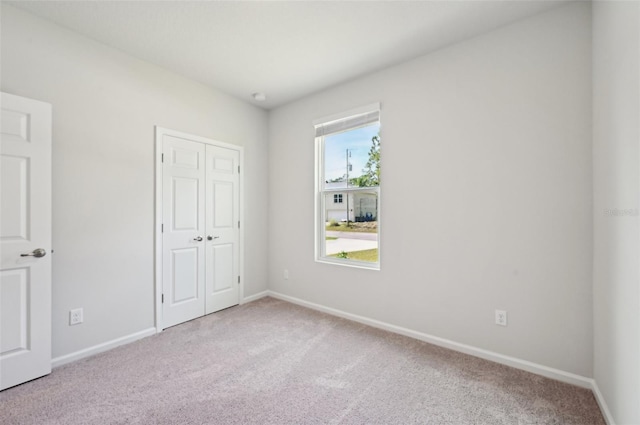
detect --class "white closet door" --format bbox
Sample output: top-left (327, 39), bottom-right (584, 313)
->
top-left (161, 135), bottom-right (206, 328)
top-left (159, 129), bottom-right (241, 330)
top-left (205, 145), bottom-right (240, 314)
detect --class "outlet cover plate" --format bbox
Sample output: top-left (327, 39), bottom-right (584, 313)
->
top-left (495, 310), bottom-right (507, 326)
top-left (70, 308), bottom-right (83, 325)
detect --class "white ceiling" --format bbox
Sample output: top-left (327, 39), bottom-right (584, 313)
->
top-left (8, 0), bottom-right (569, 109)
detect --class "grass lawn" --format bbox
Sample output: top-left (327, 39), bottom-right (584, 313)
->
top-left (329, 248), bottom-right (378, 262)
top-left (325, 236), bottom-right (338, 240)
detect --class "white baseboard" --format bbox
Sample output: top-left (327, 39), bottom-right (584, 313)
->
top-left (52, 292), bottom-right (265, 369)
top-left (47, 291), bottom-right (613, 423)
top-left (250, 291), bottom-right (614, 423)
top-left (266, 290), bottom-right (593, 389)
top-left (242, 290), bottom-right (269, 304)
top-left (51, 327), bottom-right (156, 368)
top-left (591, 380), bottom-right (616, 425)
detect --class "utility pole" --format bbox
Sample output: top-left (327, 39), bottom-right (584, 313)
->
top-left (346, 149), bottom-right (351, 226)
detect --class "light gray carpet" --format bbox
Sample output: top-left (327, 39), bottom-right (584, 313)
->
top-left (0, 297), bottom-right (604, 424)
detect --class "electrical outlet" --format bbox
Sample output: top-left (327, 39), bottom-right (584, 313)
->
top-left (70, 308), bottom-right (83, 325)
top-left (284, 269), bottom-right (289, 280)
top-left (495, 310), bottom-right (507, 326)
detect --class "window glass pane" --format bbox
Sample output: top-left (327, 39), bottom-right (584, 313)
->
top-left (324, 123), bottom-right (380, 189)
top-left (322, 122), bottom-right (380, 264)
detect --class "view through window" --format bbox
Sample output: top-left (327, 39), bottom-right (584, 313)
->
top-left (316, 106), bottom-right (380, 268)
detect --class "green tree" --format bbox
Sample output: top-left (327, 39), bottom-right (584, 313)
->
top-left (357, 135), bottom-right (380, 187)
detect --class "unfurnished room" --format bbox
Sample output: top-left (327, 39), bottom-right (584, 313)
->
top-left (0, 1), bottom-right (638, 424)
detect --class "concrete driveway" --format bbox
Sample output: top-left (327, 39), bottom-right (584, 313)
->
top-left (325, 235), bottom-right (378, 255)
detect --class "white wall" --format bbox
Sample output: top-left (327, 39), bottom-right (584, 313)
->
top-left (269, 3), bottom-right (593, 376)
top-left (593, 1), bottom-right (640, 423)
top-left (0, 5), bottom-right (269, 359)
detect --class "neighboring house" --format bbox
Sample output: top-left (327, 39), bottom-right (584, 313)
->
top-left (324, 181), bottom-right (377, 222)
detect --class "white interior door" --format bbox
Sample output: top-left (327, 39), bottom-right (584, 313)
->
top-left (205, 145), bottom-right (240, 314)
top-left (159, 129), bottom-right (241, 330)
top-left (161, 135), bottom-right (206, 329)
top-left (0, 92), bottom-right (52, 390)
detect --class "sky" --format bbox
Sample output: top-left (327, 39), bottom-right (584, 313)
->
top-left (324, 123), bottom-right (379, 182)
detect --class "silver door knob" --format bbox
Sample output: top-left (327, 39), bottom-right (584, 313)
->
top-left (193, 236), bottom-right (203, 242)
top-left (207, 236), bottom-right (220, 241)
top-left (21, 248), bottom-right (47, 258)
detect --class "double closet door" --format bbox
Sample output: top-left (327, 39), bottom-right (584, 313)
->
top-left (160, 130), bottom-right (241, 329)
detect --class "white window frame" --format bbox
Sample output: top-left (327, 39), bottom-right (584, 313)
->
top-left (314, 103), bottom-right (381, 270)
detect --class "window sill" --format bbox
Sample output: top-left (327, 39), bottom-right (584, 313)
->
top-left (316, 257), bottom-right (380, 271)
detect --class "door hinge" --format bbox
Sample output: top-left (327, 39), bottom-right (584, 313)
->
top-left (161, 223), bottom-right (164, 233)
top-left (161, 153), bottom-right (164, 163)
top-left (161, 294), bottom-right (164, 303)
top-left (238, 165), bottom-right (240, 174)
top-left (238, 276), bottom-right (240, 284)
top-left (238, 221), bottom-right (240, 229)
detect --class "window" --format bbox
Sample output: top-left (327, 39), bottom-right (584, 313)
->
top-left (314, 103), bottom-right (380, 269)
